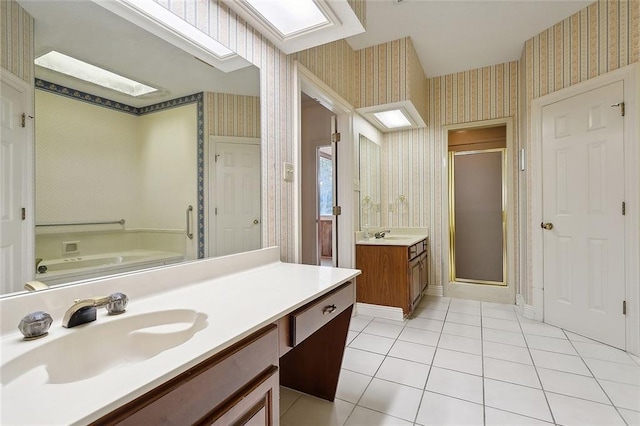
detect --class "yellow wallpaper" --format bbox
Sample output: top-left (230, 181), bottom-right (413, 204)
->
top-left (292, 39), bottom-right (357, 105)
top-left (206, 92), bottom-right (260, 137)
top-left (355, 37), bottom-right (428, 122)
top-left (381, 61), bottom-right (519, 289)
top-left (0, 0), bottom-right (34, 82)
top-left (347, 0), bottom-right (366, 29)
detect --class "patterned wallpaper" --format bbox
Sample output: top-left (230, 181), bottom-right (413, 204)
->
top-left (381, 61), bottom-right (519, 289)
top-left (519, 0), bottom-right (640, 304)
top-left (0, 0), bottom-right (33, 83)
top-left (292, 39), bottom-right (357, 105)
top-left (206, 92), bottom-right (260, 137)
top-left (154, 0), bottom-right (295, 261)
top-left (347, 0), bottom-right (366, 30)
top-left (355, 37), bottom-right (428, 122)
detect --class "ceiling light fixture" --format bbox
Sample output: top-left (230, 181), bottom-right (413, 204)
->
top-left (357, 101), bottom-right (426, 132)
top-left (373, 109), bottom-right (412, 129)
top-left (242, 0), bottom-right (330, 37)
top-left (35, 51), bottom-right (157, 97)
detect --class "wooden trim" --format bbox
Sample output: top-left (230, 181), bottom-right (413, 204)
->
top-left (280, 305), bottom-right (353, 401)
top-left (92, 324), bottom-right (277, 425)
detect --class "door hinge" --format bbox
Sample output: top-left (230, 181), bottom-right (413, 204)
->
top-left (21, 208), bottom-right (26, 220)
top-left (611, 102), bottom-right (625, 117)
top-left (622, 201), bottom-right (626, 215)
top-left (332, 206), bottom-right (342, 216)
top-left (21, 113), bottom-right (26, 128)
top-left (623, 300), bottom-right (626, 315)
top-left (215, 154), bottom-right (220, 162)
top-left (214, 207), bottom-right (218, 215)
top-left (331, 132), bottom-right (341, 143)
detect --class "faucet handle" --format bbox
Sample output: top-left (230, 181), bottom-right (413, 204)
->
top-left (106, 292), bottom-right (128, 315)
top-left (18, 311), bottom-right (53, 340)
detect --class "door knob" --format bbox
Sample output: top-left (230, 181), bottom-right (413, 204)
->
top-left (540, 222), bottom-right (554, 230)
top-left (253, 219), bottom-right (259, 225)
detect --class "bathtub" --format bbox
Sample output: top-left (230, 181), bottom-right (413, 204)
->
top-left (36, 250), bottom-right (185, 286)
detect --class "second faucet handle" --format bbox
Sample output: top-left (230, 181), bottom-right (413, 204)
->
top-left (106, 292), bottom-right (128, 315)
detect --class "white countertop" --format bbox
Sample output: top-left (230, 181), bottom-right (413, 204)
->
top-left (0, 247), bottom-right (360, 425)
top-left (356, 234), bottom-right (428, 246)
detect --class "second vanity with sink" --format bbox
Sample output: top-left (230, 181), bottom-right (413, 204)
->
top-left (0, 247), bottom-right (360, 425)
top-left (356, 228), bottom-right (429, 319)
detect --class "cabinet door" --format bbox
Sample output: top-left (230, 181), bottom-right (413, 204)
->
top-left (419, 252), bottom-right (428, 292)
top-left (207, 367), bottom-right (279, 426)
top-left (409, 258), bottom-right (422, 308)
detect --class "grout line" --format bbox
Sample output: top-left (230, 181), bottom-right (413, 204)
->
top-left (480, 301), bottom-right (486, 425)
top-left (410, 299), bottom-right (451, 425)
top-left (561, 329), bottom-right (631, 426)
top-left (514, 305), bottom-right (557, 425)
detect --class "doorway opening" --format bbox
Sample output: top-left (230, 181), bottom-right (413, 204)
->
top-left (443, 121), bottom-right (515, 304)
top-left (449, 126), bottom-right (506, 285)
top-left (300, 92), bottom-right (336, 266)
top-left (317, 146), bottom-right (333, 266)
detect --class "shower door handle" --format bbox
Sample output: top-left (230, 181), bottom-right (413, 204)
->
top-left (186, 205), bottom-right (194, 239)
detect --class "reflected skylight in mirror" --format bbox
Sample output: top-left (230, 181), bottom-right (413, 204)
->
top-left (373, 109), bottom-right (412, 129)
top-left (35, 51), bottom-right (157, 97)
top-left (243, 0), bottom-right (329, 36)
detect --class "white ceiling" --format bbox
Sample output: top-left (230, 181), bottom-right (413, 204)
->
top-left (18, 1), bottom-right (260, 108)
top-left (347, 0), bottom-right (593, 77)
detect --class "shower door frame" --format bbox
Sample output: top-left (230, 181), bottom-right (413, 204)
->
top-left (440, 117), bottom-right (517, 304)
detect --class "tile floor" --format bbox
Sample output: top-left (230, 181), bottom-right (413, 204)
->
top-left (279, 296), bottom-right (640, 426)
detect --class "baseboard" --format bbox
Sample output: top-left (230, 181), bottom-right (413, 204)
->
top-left (516, 294), bottom-right (541, 321)
top-left (355, 303), bottom-right (404, 321)
top-left (425, 285), bottom-right (444, 297)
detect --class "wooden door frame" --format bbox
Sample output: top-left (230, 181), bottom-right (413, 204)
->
top-left (207, 136), bottom-right (261, 258)
top-left (0, 68), bottom-right (35, 290)
top-left (530, 63), bottom-right (639, 355)
top-left (440, 117), bottom-right (516, 304)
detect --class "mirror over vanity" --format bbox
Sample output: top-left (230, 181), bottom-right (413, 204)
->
top-left (358, 134), bottom-right (381, 232)
top-left (3, 0), bottom-right (261, 295)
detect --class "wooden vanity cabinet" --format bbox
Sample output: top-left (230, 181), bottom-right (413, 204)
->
top-left (356, 239), bottom-right (428, 317)
top-left (93, 325), bottom-right (279, 426)
top-left (94, 281), bottom-right (355, 425)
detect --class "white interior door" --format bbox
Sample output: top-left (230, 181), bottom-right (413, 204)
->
top-left (214, 142), bottom-right (261, 257)
top-left (542, 81), bottom-right (625, 349)
top-left (1, 77), bottom-right (29, 294)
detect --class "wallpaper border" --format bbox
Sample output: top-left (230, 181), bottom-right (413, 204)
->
top-left (34, 79), bottom-right (206, 257)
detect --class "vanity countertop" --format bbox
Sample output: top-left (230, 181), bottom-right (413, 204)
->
top-left (356, 228), bottom-right (429, 247)
top-left (0, 247), bottom-right (360, 425)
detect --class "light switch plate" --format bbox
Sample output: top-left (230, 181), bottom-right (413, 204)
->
top-left (283, 162), bottom-right (294, 182)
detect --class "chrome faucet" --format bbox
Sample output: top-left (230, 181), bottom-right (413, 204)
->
top-left (35, 258), bottom-right (47, 273)
top-left (62, 292), bottom-right (128, 328)
top-left (374, 229), bottom-right (391, 239)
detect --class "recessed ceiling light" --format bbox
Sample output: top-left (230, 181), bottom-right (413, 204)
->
top-left (373, 109), bottom-right (412, 129)
top-left (35, 51), bottom-right (157, 97)
top-left (243, 0), bottom-right (329, 37)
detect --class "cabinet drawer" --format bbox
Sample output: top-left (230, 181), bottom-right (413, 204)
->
top-left (99, 325), bottom-right (278, 426)
top-left (290, 282), bottom-right (354, 347)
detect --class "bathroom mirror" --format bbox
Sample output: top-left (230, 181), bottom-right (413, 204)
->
top-left (359, 134), bottom-right (381, 230)
top-left (4, 0), bottom-right (261, 295)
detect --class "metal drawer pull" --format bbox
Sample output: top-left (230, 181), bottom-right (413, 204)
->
top-left (323, 304), bottom-right (337, 315)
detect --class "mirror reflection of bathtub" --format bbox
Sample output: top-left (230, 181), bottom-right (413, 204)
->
top-left (35, 250), bottom-right (184, 287)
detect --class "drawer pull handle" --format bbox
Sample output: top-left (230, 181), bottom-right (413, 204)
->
top-left (323, 304), bottom-right (337, 315)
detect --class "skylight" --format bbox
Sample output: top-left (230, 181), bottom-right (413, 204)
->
top-left (373, 109), bottom-right (412, 129)
top-left (35, 51), bottom-right (157, 97)
top-left (243, 0), bottom-right (329, 37)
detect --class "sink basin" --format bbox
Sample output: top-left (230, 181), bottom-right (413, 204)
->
top-left (1, 309), bottom-right (208, 386)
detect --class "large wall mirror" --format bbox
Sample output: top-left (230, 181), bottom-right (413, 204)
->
top-left (4, 0), bottom-right (261, 295)
top-left (359, 134), bottom-right (381, 231)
